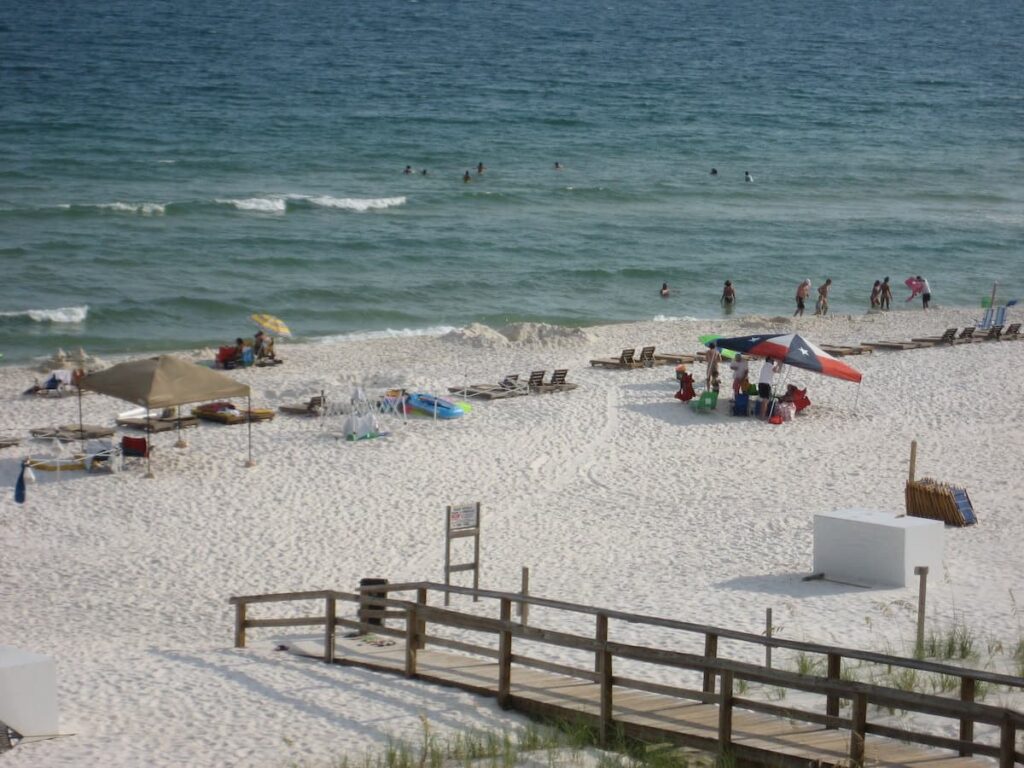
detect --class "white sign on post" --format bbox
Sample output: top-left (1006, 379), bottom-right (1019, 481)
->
top-left (448, 502), bottom-right (479, 531)
top-left (444, 501), bottom-right (481, 605)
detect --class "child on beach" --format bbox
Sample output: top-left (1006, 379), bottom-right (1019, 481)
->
top-left (815, 278), bottom-right (832, 316)
top-left (794, 279), bottom-right (811, 317)
top-left (704, 342), bottom-right (722, 392)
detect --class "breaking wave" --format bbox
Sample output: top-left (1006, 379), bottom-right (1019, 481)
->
top-left (0, 305), bottom-right (89, 323)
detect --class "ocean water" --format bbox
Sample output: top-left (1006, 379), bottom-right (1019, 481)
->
top-left (1, 0), bottom-right (1022, 363)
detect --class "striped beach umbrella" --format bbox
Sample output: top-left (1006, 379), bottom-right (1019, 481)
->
top-left (710, 333), bottom-right (862, 383)
top-left (250, 313), bottom-right (291, 337)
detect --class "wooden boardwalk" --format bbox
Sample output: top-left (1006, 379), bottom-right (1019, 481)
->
top-left (232, 584), bottom-right (1024, 767)
top-left (292, 634), bottom-right (995, 767)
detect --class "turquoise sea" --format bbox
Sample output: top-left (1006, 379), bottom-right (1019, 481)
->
top-left (2, 0), bottom-right (1022, 363)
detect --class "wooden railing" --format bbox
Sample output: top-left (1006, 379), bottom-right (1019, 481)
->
top-left (229, 582), bottom-right (1024, 767)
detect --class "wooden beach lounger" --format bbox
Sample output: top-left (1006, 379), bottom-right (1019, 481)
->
top-left (530, 369), bottom-right (578, 395)
top-left (447, 375), bottom-right (529, 400)
top-left (910, 327), bottom-right (958, 345)
top-left (951, 327), bottom-right (976, 343)
top-left (279, 395), bottom-right (326, 416)
top-left (116, 415), bottom-right (199, 433)
top-left (973, 325), bottom-right (1003, 341)
top-left (193, 403), bottom-right (276, 425)
top-left (652, 351), bottom-right (696, 364)
top-left (860, 339), bottom-right (928, 351)
top-left (589, 348), bottom-right (637, 368)
top-left (30, 424), bottom-right (115, 442)
top-left (1000, 322), bottom-right (1021, 340)
top-left (818, 344), bottom-right (871, 357)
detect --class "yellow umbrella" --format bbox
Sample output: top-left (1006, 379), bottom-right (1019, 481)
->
top-left (250, 313), bottom-right (291, 337)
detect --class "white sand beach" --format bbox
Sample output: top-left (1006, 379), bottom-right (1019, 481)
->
top-left (1, 307), bottom-right (1022, 766)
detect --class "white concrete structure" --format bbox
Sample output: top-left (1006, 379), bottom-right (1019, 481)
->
top-left (0, 646), bottom-right (59, 737)
top-left (813, 509), bottom-right (944, 588)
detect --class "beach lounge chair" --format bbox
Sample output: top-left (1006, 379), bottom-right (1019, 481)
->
top-left (636, 346), bottom-right (656, 367)
top-left (531, 369), bottom-right (579, 395)
top-left (193, 402), bottom-right (275, 424)
top-left (526, 370), bottom-right (546, 391)
top-left (690, 390), bottom-right (718, 413)
top-left (860, 339), bottom-right (927, 351)
top-left (30, 424), bottom-right (115, 442)
top-left (279, 395), bottom-right (326, 416)
top-left (0, 436), bottom-right (20, 450)
top-left (977, 305), bottom-right (1006, 330)
top-left (589, 348), bottom-right (637, 369)
top-left (951, 327), bottom-right (975, 344)
top-left (974, 324), bottom-right (1003, 341)
top-left (911, 328), bottom-right (957, 345)
top-left (447, 374), bottom-right (529, 400)
top-left (1000, 323), bottom-right (1021, 340)
top-left (653, 351), bottom-right (696, 364)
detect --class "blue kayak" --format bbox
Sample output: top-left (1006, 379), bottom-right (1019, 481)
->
top-left (405, 392), bottom-right (465, 419)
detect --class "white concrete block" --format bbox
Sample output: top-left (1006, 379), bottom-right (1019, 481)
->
top-left (813, 509), bottom-right (944, 588)
top-left (0, 646), bottom-right (59, 737)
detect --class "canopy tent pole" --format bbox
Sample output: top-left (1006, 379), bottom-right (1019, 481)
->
top-left (245, 394), bottom-right (255, 467)
top-left (174, 405), bottom-right (187, 449)
top-left (144, 410), bottom-right (154, 479)
top-left (77, 384), bottom-right (85, 453)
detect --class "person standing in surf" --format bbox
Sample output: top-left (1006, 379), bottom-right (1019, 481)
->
top-left (919, 276), bottom-right (932, 309)
top-left (794, 279), bottom-right (811, 317)
top-left (870, 280), bottom-right (882, 309)
top-left (880, 276), bottom-right (893, 310)
top-left (815, 278), bottom-right (832, 316)
top-left (721, 280), bottom-right (736, 307)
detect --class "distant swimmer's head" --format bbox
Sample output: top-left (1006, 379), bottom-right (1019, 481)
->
top-left (554, 161), bottom-right (562, 170)
top-left (404, 165), bottom-right (412, 174)
top-left (421, 169), bottom-right (428, 175)
top-left (710, 168), bottom-right (718, 176)
top-left (744, 171), bottom-right (752, 181)
top-left (724, 280), bottom-right (732, 286)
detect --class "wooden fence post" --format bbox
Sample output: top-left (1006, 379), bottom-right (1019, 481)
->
top-left (959, 676), bottom-right (975, 756)
top-left (416, 587), bottom-right (428, 650)
top-left (703, 634), bottom-right (718, 694)
top-left (765, 608), bottom-right (773, 668)
top-left (999, 714), bottom-right (1016, 768)
top-left (323, 596), bottom-right (336, 663)
top-left (826, 653), bottom-right (841, 727)
top-left (405, 607), bottom-right (418, 677)
top-left (718, 670), bottom-right (733, 751)
top-left (498, 598), bottom-right (512, 708)
top-left (914, 566), bottom-right (929, 658)
top-left (849, 692), bottom-right (867, 766)
top-left (518, 566), bottom-right (530, 626)
top-left (597, 614), bottom-right (612, 746)
top-left (234, 601), bottom-right (247, 649)
top-left (595, 613), bottom-right (608, 673)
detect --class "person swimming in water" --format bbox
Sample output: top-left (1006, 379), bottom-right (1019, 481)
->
top-left (477, 162), bottom-right (485, 174)
top-left (554, 161), bottom-right (562, 170)
top-left (463, 170), bottom-right (472, 183)
top-left (403, 165), bottom-right (413, 175)
top-left (660, 282), bottom-right (670, 298)
top-left (710, 167), bottom-right (718, 176)
top-left (744, 171), bottom-right (753, 183)
top-left (421, 168), bottom-right (428, 175)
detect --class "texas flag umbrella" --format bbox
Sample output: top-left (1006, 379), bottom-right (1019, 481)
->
top-left (710, 333), bottom-right (862, 383)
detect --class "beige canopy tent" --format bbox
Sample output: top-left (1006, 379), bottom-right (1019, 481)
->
top-left (77, 355), bottom-right (253, 476)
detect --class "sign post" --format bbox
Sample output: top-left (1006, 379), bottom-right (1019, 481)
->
top-left (444, 502), bottom-right (481, 606)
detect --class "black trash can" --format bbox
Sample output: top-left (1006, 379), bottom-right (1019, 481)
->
top-left (358, 578), bottom-right (388, 628)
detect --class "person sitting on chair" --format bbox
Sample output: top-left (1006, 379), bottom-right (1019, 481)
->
top-left (254, 331), bottom-right (275, 360)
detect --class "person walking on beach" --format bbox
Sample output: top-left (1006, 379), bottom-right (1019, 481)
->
top-left (794, 279), bottom-right (811, 317)
top-left (880, 276), bottom-right (893, 310)
top-left (919, 276), bottom-right (932, 309)
top-left (705, 342), bottom-right (722, 393)
top-left (815, 278), bottom-right (832, 316)
top-left (721, 280), bottom-right (736, 307)
top-left (757, 357), bottom-right (781, 418)
top-left (870, 280), bottom-right (882, 309)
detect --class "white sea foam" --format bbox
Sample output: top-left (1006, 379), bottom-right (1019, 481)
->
top-left (314, 325), bottom-right (456, 344)
top-left (217, 196), bottom-right (288, 213)
top-left (0, 305), bottom-right (89, 323)
top-left (99, 202), bottom-right (166, 215)
top-left (652, 314), bottom-right (701, 322)
top-left (304, 195), bottom-right (406, 211)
